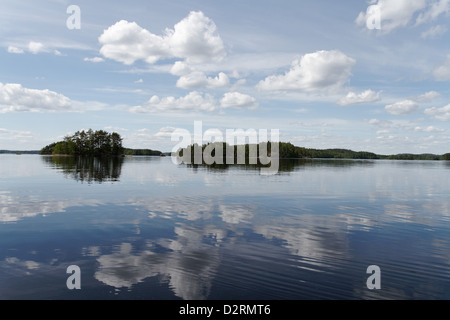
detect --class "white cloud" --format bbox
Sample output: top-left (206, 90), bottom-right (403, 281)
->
top-left (170, 61), bottom-right (193, 76)
top-left (0, 83), bottom-right (108, 114)
top-left (385, 100), bottom-right (420, 115)
top-left (356, 0), bottom-right (428, 33)
top-left (103, 126), bottom-right (128, 132)
top-left (416, 0), bottom-right (450, 25)
top-left (356, 0), bottom-right (450, 34)
top-left (424, 104), bottom-right (450, 121)
top-left (7, 46), bottom-right (24, 54)
top-left (167, 11), bottom-right (226, 64)
top-left (338, 89), bottom-right (381, 106)
top-left (84, 57), bottom-right (104, 63)
top-left (413, 126), bottom-right (445, 133)
top-left (99, 11), bottom-right (225, 65)
top-left (28, 41), bottom-right (46, 54)
top-left (0, 83), bottom-right (72, 113)
top-left (256, 50), bottom-right (355, 94)
top-left (99, 20), bottom-right (167, 65)
top-left (433, 54), bottom-right (450, 81)
top-left (176, 71), bottom-right (229, 89)
top-left (421, 24), bottom-right (447, 39)
top-left (415, 91), bottom-right (441, 102)
top-left (129, 91), bottom-right (259, 114)
top-left (130, 91), bottom-right (218, 113)
top-left (220, 92), bottom-right (258, 110)
top-left (154, 127), bottom-right (177, 138)
top-left (0, 128), bottom-right (34, 144)
top-left (170, 60), bottom-right (230, 90)
top-left (6, 42), bottom-right (68, 56)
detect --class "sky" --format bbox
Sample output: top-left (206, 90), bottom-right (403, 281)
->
top-left (1, 0), bottom-right (450, 154)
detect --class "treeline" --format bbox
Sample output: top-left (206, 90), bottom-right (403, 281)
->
top-left (278, 143), bottom-right (381, 159)
top-left (177, 142), bottom-right (380, 161)
top-left (123, 148), bottom-right (163, 156)
top-left (177, 141), bottom-right (450, 161)
top-left (0, 150), bottom-right (40, 154)
top-left (281, 143), bottom-right (450, 160)
top-left (40, 129), bottom-right (124, 156)
top-left (383, 153), bottom-right (443, 160)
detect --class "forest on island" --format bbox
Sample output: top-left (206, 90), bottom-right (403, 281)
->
top-left (40, 129), bottom-right (124, 156)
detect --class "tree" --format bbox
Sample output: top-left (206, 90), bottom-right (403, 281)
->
top-left (40, 129), bottom-right (124, 156)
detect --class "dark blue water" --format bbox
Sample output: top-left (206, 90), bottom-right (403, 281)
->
top-left (1, 155), bottom-right (450, 299)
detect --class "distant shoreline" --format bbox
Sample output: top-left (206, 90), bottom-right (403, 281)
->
top-left (2, 150), bottom-right (450, 161)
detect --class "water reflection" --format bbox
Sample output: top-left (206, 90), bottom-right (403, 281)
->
top-left (0, 190), bottom-right (102, 222)
top-left (185, 158), bottom-right (376, 174)
top-left (42, 156), bottom-right (124, 183)
top-left (3, 155), bottom-right (450, 299)
top-left (93, 219), bottom-right (223, 299)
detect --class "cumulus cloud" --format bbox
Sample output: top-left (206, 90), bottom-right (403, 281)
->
top-left (385, 100), bottom-right (420, 115)
top-left (256, 50), bottom-right (355, 93)
top-left (130, 91), bottom-right (258, 113)
top-left (99, 11), bottom-right (225, 65)
top-left (415, 91), bottom-right (441, 102)
top-left (356, 0), bottom-right (426, 33)
top-left (356, 0), bottom-right (450, 34)
top-left (169, 60), bottom-right (230, 89)
top-left (170, 61), bottom-right (193, 76)
top-left (0, 83), bottom-right (108, 113)
top-left (130, 91), bottom-right (218, 113)
top-left (166, 11), bottom-right (226, 64)
top-left (0, 83), bottom-right (72, 113)
top-left (433, 54), bottom-right (450, 81)
top-left (338, 89), bottom-right (381, 106)
top-left (28, 41), bottom-right (46, 54)
top-left (424, 104), bottom-right (450, 121)
top-left (176, 71), bottom-right (229, 89)
top-left (220, 92), bottom-right (258, 110)
top-left (7, 46), bottom-right (24, 54)
top-left (383, 91), bottom-right (440, 116)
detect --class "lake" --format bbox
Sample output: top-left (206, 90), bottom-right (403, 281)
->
top-left (1, 154), bottom-right (450, 300)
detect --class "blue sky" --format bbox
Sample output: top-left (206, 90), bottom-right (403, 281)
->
top-left (1, 0), bottom-right (450, 154)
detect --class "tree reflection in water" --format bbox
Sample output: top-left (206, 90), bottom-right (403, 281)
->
top-left (42, 156), bottom-right (124, 183)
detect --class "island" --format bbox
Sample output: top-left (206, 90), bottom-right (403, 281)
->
top-left (176, 141), bottom-right (450, 162)
top-left (40, 129), bottom-right (163, 157)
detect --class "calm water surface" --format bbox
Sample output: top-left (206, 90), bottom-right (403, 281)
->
top-left (1, 154), bottom-right (450, 300)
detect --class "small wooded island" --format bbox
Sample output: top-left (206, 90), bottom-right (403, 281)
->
top-left (40, 129), bottom-right (162, 156)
